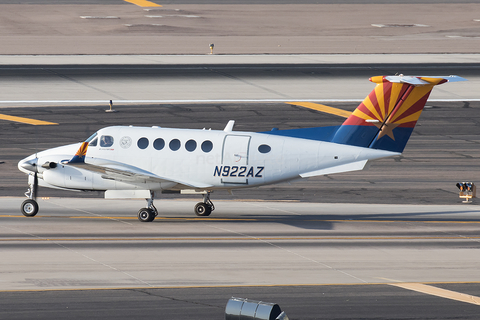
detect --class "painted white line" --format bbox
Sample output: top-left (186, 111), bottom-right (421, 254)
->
top-left (0, 99), bottom-right (478, 106)
top-left (372, 24), bottom-right (429, 28)
top-left (80, 16), bottom-right (120, 19)
top-left (124, 24), bottom-right (164, 27)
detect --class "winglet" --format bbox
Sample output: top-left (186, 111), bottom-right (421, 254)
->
top-left (69, 142), bottom-right (89, 164)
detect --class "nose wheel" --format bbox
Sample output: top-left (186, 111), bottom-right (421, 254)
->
top-left (21, 199), bottom-right (39, 217)
top-left (21, 173), bottom-right (39, 217)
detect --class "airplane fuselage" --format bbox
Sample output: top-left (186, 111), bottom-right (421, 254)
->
top-left (20, 125), bottom-right (396, 194)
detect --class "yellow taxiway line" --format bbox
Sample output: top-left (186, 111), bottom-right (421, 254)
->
top-left (1, 214), bottom-right (480, 224)
top-left (286, 101), bottom-right (352, 118)
top-left (124, 0), bottom-right (162, 7)
top-left (391, 282), bottom-right (480, 306)
top-left (1, 281), bottom-right (480, 294)
top-left (0, 114), bottom-right (58, 125)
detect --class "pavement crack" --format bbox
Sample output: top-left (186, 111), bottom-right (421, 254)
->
top-left (130, 289), bottom-right (223, 309)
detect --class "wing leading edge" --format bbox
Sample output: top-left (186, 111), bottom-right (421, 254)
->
top-left (65, 142), bottom-right (213, 190)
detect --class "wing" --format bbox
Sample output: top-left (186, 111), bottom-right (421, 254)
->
top-left (65, 142), bottom-right (212, 189)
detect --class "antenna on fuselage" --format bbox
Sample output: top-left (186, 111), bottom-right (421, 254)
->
top-left (224, 120), bottom-right (235, 132)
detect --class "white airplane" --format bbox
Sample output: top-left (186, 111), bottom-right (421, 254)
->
top-left (18, 75), bottom-right (466, 222)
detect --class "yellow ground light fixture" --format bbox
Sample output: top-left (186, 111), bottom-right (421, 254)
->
top-left (209, 43), bottom-right (214, 54)
top-left (456, 182), bottom-right (476, 203)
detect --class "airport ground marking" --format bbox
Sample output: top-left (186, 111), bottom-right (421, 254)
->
top-left (2, 214), bottom-right (480, 224)
top-left (0, 98), bottom-right (478, 106)
top-left (286, 101), bottom-right (352, 118)
top-left (2, 235), bottom-right (480, 242)
top-left (390, 282), bottom-right (480, 306)
top-left (2, 281), bottom-right (480, 294)
top-left (0, 114), bottom-right (57, 125)
top-left (124, 0), bottom-right (161, 7)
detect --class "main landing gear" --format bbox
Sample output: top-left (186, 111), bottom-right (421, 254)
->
top-left (137, 191), bottom-right (158, 222)
top-left (21, 173), bottom-right (39, 217)
top-left (137, 191), bottom-right (215, 222)
top-left (194, 192), bottom-right (215, 217)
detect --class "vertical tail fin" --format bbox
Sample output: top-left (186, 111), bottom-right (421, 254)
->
top-left (331, 75), bottom-right (466, 153)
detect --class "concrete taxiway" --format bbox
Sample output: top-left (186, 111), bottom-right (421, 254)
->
top-left (1, 198), bottom-right (480, 319)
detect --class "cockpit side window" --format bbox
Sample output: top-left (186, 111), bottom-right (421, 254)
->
top-left (89, 137), bottom-right (98, 147)
top-left (85, 132), bottom-right (98, 143)
top-left (100, 135), bottom-right (114, 147)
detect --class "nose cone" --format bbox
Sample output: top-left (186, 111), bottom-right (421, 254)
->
top-left (18, 156), bottom-right (38, 174)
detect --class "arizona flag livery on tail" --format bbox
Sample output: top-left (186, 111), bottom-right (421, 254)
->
top-left (332, 75), bottom-right (462, 153)
top-left (18, 75), bottom-right (466, 221)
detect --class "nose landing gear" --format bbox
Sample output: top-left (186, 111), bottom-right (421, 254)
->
top-left (21, 173), bottom-right (39, 217)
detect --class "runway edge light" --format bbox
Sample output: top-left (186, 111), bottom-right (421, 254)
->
top-left (225, 297), bottom-right (289, 320)
top-left (106, 99), bottom-right (118, 113)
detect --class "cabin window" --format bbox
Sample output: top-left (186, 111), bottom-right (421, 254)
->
top-left (185, 139), bottom-right (197, 152)
top-left (137, 137), bottom-right (149, 149)
top-left (201, 140), bottom-right (213, 153)
top-left (100, 135), bottom-right (114, 148)
top-left (258, 144), bottom-right (271, 154)
top-left (154, 138), bottom-right (165, 150)
top-left (169, 139), bottom-right (181, 151)
top-left (89, 137), bottom-right (98, 147)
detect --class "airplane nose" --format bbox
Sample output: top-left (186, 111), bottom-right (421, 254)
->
top-left (19, 158), bottom-right (38, 173)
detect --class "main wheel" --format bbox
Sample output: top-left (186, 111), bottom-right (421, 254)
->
top-left (137, 208), bottom-right (155, 222)
top-left (21, 199), bottom-right (39, 217)
top-left (194, 202), bottom-right (212, 217)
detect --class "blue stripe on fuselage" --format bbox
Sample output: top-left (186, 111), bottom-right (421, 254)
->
top-left (260, 126), bottom-right (340, 142)
top-left (260, 125), bottom-right (414, 153)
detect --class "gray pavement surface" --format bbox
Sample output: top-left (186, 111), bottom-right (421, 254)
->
top-left (2, 284), bottom-right (480, 320)
top-left (0, 62), bottom-right (477, 104)
top-left (0, 2), bottom-right (479, 54)
top-left (1, 1), bottom-right (480, 318)
top-left (1, 198), bottom-right (480, 319)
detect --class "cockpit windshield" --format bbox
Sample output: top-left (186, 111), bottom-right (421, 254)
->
top-left (85, 132), bottom-right (98, 143)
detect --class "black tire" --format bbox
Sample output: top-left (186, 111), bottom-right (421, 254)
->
top-left (194, 202), bottom-right (212, 217)
top-left (137, 208), bottom-right (155, 222)
top-left (21, 199), bottom-right (39, 217)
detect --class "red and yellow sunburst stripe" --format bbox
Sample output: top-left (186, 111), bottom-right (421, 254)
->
top-left (343, 80), bottom-right (436, 129)
top-left (75, 142), bottom-right (89, 158)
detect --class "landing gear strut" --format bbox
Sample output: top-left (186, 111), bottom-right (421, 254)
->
top-left (137, 191), bottom-right (158, 222)
top-left (194, 192), bottom-right (215, 217)
top-left (21, 173), bottom-right (39, 217)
